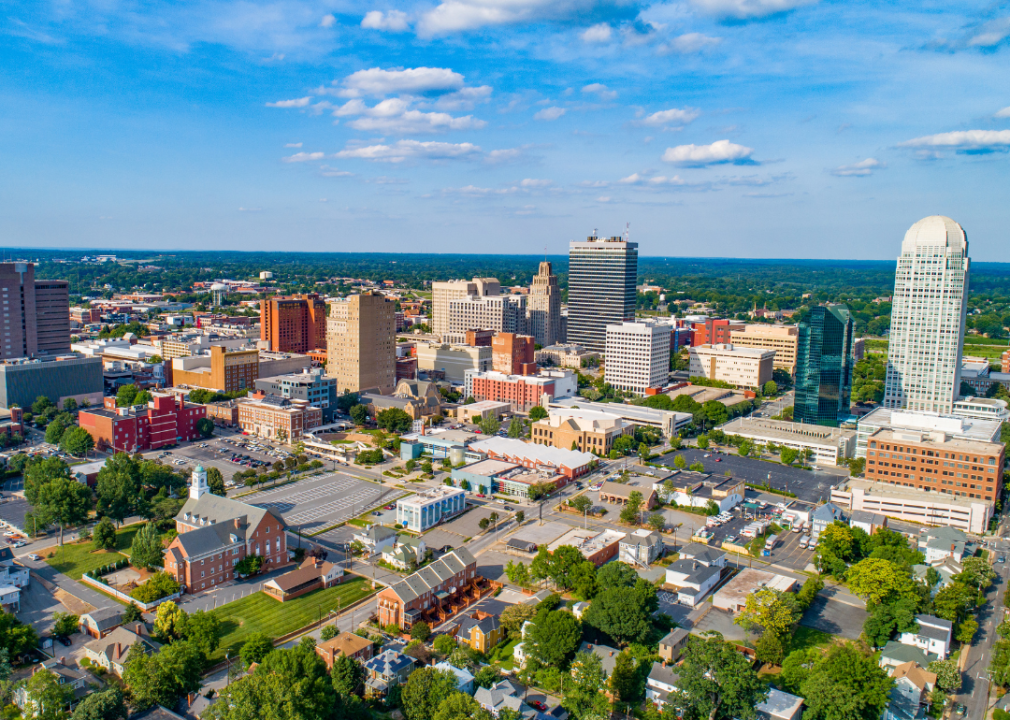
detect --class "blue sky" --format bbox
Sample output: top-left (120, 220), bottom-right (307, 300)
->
top-left (2, 0), bottom-right (1009, 259)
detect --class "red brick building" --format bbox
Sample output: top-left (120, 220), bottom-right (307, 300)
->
top-left (691, 319), bottom-right (745, 347)
top-left (377, 547), bottom-right (486, 629)
top-left (78, 394), bottom-right (205, 453)
top-left (491, 333), bottom-right (537, 375)
top-left (260, 294), bottom-right (327, 353)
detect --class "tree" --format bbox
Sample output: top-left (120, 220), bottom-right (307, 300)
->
top-left (71, 687), bottom-right (127, 720)
top-left (58, 426), bottom-right (94, 457)
top-left (196, 417), bottom-right (215, 438)
top-left (349, 404), bottom-right (368, 426)
top-left (23, 666), bottom-right (74, 720)
top-left (799, 643), bottom-right (893, 720)
top-left (564, 651), bottom-right (612, 720)
top-left (52, 612), bottom-right (79, 639)
top-left (473, 665), bottom-right (501, 690)
top-left (928, 658), bottom-right (961, 692)
top-left (516, 510), bottom-right (525, 523)
top-left (689, 461), bottom-right (705, 473)
top-left (647, 512), bottom-right (665, 532)
top-left (131, 522), bottom-right (164, 570)
top-left (184, 610), bottom-right (222, 656)
top-left (610, 650), bottom-right (639, 705)
top-left (527, 609), bottom-right (582, 667)
top-left (501, 603), bottom-right (536, 637)
top-left (207, 467), bottom-right (226, 496)
top-left (932, 583), bottom-right (974, 624)
top-left (479, 415), bottom-right (501, 436)
top-left (0, 610), bottom-right (38, 658)
top-left (673, 632), bottom-right (767, 720)
top-left (596, 561), bottom-right (638, 592)
top-left (735, 588), bottom-right (801, 638)
top-left (780, 447), bottom-right (799, 465)
top-left (400, 667), bottom-right (460, 720)
top-left (754, 632), bottom-right (786, 666)
top-left (123, 604), bottom-right (143, 624)
top-left (956, 616), bottom-right (978, 645)
top-left (33, 476), bottom-right (92, 545)
top-left (331, 654), bottom-right (364, 695)
top-left (846, 558), bottom-right (917, 606)
top-left (23, 456), bottom-right (72, 505)
top-left (763, 380), bottom-right (778, 396)
top-left (153, 600), bottom-right (188, 641)
top-left (45, 417), bottom-right (68, 445)
top-left (92, 516), bottom-right (118, 551)
top-left (696, 435), bottom-right (710, 449)
top-left (240, 632), bottom-right (275, 668)
top-left (508, 418), bottom-right (527, 439)
top-left (434, 692), bottom-right (492, 720)
top-left (957, 557), bottom-right (996, 590)
top-left (411, 621), bottom-right (431, 642)
top-left (673, 454), bottom-right (687, 470)
top-left (583, 585), bottom-right (654, 646)
top-left (116, 384), bottom-right (140, 407)
top-left (569, 495), bottom-right (593, 515)
top-left (96, 453), bottom-right (145, 525)
top-left (619, 490), bottom-right (644, 525)
top-left (529, 406), bottom-right (548, 421)
top-left (376, 408), bottom-right (413, 433)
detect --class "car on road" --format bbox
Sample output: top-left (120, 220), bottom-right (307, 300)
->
top-left (954, 704), bottom-right (967, 716)
top-left (28, 554), bottom-right (41, 561)
top-left (530, 701), bottom-right (548, 711)
top-left (999, 557), bottom-right (1006, 563)
top-left (2, 532), bottom-right (15, 538)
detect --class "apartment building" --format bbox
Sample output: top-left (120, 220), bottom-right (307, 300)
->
top-left (172, 345), bottom-right (259, 393)
top-left (432, 278), bottom-right (500, 340)
top-left (604, 320), bottom-right (671, 395)
top-left (326, 291), bottom-right (396, 395)
top-left (688, 343), bottom-right (775, 389)
top-left (237, 393), bottom-right (322, 442)
top-left (464, 368), bottom-right (577, 412)
top-left (691, 318), bottom-right (745, 347)
top-left (729, 325), bottom-right (799, 374)
top-left (567, 236), bottom-right (637, 353)
top-left (528, 261), bottom-right (562, 348)
top-left (415, 342), bottom-right (491, 384)
top-left (0, 262), bottom-right (70, 360)
top-left (396, 486), bottom-right (466, 532)
top-left (260, 294), bottom-right (327, 353)
top-left (79, 394), bottom-right (206, 453)
top-left (491, 333), bottom-right (536, 375)
top-left (376, 547), bottom-right (480, 629)
top-left (531, 409), bottom-right (629, 454)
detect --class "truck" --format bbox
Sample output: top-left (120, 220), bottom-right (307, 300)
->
top-left (764, 534), bottom-right (779, 551)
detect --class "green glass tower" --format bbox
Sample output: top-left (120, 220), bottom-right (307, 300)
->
top-left (794, 304), bottom-right (855, 427)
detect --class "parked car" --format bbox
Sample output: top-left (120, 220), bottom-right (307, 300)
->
top-left (999, 557), bottom-right (1006, 564)
top-left (530, 701), bottom-right (548, 711)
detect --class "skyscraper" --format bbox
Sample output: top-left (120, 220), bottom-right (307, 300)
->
top-left (528, 261), bottom-right (562, 347)
top-left (883, 216), bottom-right (970, 415)
top-left (567, 236), bottom-right (638, 353)
top-left (326, 292), bottom-right (396, 395)
top-left (260, 294), bottom-right (327, 353)
top-left (0, 262), bottom-right (70, 360)
top-left (794, 305), bottom-right (855, 427)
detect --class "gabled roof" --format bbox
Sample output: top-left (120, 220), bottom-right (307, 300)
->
top-left (678, 542), bottom-right (725, 565)
top-left (85, 623), bottom-right (158, 663)
top-left (660, 628), bottom-right (690, 648)
top-left (178, 492), bottom-right (284, 534)
top-left (384, 548), bottom-right (477, 603)
top-left (647, 661), bottom-right (680, 688)
top-left (893, 661), bottom-right (937, 692)
top-left (173, 520), bottom-right (247, 559)
top-left (577, 641), bottom-right (619, 676)
top-left (881, 641), bottom-right (934, 667)
top-left (364, 650), bottom-right (414, 678)
top-left (81, 607), bottom-right (124, 632)
top-left (355, 525), bottom-right (398, 543)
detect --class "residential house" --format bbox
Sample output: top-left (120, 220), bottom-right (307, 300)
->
top-left (363, 650), bottom-right (415, 698)
top-left (353, 525), bottom-right (398, 556)
top-left (571, 602), bottom-right (590, 620)
top-left (14, 659), bottom-right (89, 713)
top-left (849, 510), bottom-right (886, 535)
top-left (619, 529), bottom-right (664, 566)
top-left (434, 661), bottom-right (475, 694)
top-left (78, 607), bottom-right (124, 639)
top-left (913, 557), bottom-right (962, 592)
top-left (475, 678), bottom-right (537, 719)
top-left (810, 503), bottom-right (843, 539)
top-left (918, 527), bottom-right (970, 564)
top-left (678, 543), bottom-right (727, 568)
top-left (456, 613), bottom-right (505, 653)
top-left (0, 548), bottom-right (29, 589)
top-left (513, 620), bottom-right (536, 668)
top-left (658, 628), bottom-right (690, 663)
top-left (262, 557), bottom-right (343, 602)
top-left (576, 641), bottom-right (620, 680)
top-left (654, 472), bottom-right (745, 513)
top-left (382, 536), bottom-right (427, 571)
top-left (598, 481), bottom-right (658, 509)
top-left (646, 662), bottom-right (680, 709)
top-left (885, 662), bottom-right (936, 720)
top-left (757, 689), bottom-right (805, 720)
top-left (83, 623), bottom-right (159, 677)
top-left (664, 559), bottom-right (722, 607)
top-left (879, 642), bottom-right (935, 671)
top-left (376, 547), bottom-right (489, 629)
top-left (899, 615), bottom-right (952, 660)
top-left (315, 632), bottom-right (374, 669)
top-left (0, 585), bottom-right (20, 611)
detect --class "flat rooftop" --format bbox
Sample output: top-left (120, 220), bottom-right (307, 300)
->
top-left (723, 417), bottom-right (854, 445)
top-left (857, 407), bottom-right (1001, 443)
top-left (869, 427), bottom-right (1003, 454)
top-left (550, 397), bottom-right (692, 425)
top-left (548, 528), bottom-right (626, 555)
top-left (835, 478), bottom-right (988, 510)
top-left (458, 459), bottom-right (519, 477)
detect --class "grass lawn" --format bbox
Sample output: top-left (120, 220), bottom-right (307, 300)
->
top-left (44, 524), bottom-right (144, 580)
top-left (209, 577), bottom-right (377, 662)
top-left (790, 626), bottom-right (834, 653)
top-left (490, 637), bottom-right (520, 670)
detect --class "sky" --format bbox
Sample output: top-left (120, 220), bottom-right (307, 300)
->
top-left (2, 0), bottom-right (1009, 260)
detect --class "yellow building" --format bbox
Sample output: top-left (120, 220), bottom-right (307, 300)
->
top-left (729, 324), bottom-right (798, 375)
top-left (171, 346), bottom-right (259, 393)
top-left (455, 614), bottom-right (504, 653)
top-left (326, 292), bottom-right (396, 395)
top-left (531, 409), bottom-right (629, 454)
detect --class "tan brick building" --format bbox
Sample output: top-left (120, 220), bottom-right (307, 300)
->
top-left (172, 345), bottom-right (259, 393)
top-left (531, 409), bottom-right (629, 454)
top-left (237, 393), bottom-right (322, 442)
top-left (327, 292), bottom-right (396, 394)
top-left (729, 324), bottom-right (799, 375)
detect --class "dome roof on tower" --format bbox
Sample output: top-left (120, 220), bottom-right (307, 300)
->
top-left (195, 465), bottom-right (205, 473)
top-left (902, 216), bottom-right (967, 252)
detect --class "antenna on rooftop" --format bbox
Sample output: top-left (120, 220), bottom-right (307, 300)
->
top-left (624, 222), bottom-right (630, 242)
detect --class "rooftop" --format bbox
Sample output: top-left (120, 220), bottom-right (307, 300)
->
top-left (457, 459), bottom-right (521, 477)
top-left (868, 427), bottom-right (1003, 455)
top-left (470, 436), bottom-right (596, 469)
top-left (692, 343), bottom-right (776, 358)
top-left (835, 478), bottom-right (988, 511)
top-left (548, 528), bottom-right (626, 556)
top-left (857, 407), bottom-right (1002, 443)
top-left (723, 417), bottom-right (855, 445)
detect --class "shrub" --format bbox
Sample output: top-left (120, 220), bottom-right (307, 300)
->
top-left (235, 555), bottom-right (264, 576)
top-left (384, 623), bottom-right (402, 635)
top-left (130, 571), bottom-right (180, 603)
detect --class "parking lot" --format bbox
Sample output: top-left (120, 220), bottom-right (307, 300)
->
top-left (152, 436), bottom-right (297, 486)
top-left (250, 472), bottom-right (401, 534)
top-left (422, 505), bottom-right (504, 550)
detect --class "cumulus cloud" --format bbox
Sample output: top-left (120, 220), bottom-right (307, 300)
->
top-left (332, 98), bottom-right (484, 133)
top-left (689, 0), bottom-right (818, 21)
top-left (661, 139), bottom-right (754, 165)
top-left (520, 178), bottom-right (553, 187)
top-left (582, 83), bottom-right (617, 100)
top-left (284, 142), bottom-right (303, 148)
top-left (899, 130), bottom-right (1010, 153)
top-left (335, 140), bottom-right (481, 162)
top-left (320, 14), bottom-right (336, 28)
top-left (996, 106), bottom-right (1010, 119)
top-left (661, 33), bottom-right (722, 53)
top-left (281, 151), bottom-right (325, 162)
top-left (640, 107), bottom-right (701, 127)
top-left (339, 67), bottom-right (465, 98)
top-left (596, 196), bottom-right (611, 202)
top-left (361, 10), bottom-right (410, 31)
top-left (535, 107), bottom-right (567, 121)
top-left (417, 0), bottom-right (640, 36)
top-left (319, 165), bottom-right (353, 177)
top-left (832, 158), bottom-right (883, 177)
top-left (266, 96), bottom-right (312, 108)
top-left (485, 148), bottom-right (525, 163)
top-left (619, 173), bottom-right (688, 185)
top-left (581, 23), bottom-right (613, 42)
top-left (434, 85), bottom-right (493, 111)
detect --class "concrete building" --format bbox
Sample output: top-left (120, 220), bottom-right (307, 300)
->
top-left (254, 368), bottom-right (336, 422)
top-left (712, 569), bottom-right (796, 613)
top-left (654, 471), bottom-right (745, 512)
top-left (237, 393), bottom-right (322, 442)
top-left (260, 294), bottom-right (327, 353)
top-left (492, 333), bottom-right (537, 375)
top-left (729, 325), bottom-right (799, 374)
top-left (547, 527), bottom-right (626, 566)
top-left (855, 407), bottom-right (1002, 459)
top-left (470, 436), bottom-right (595, 478)
top-left (258, 350), bottom-right (313, 378)
top-left (172, 346), bottom-right (259, 393)
top-left (831, 478), bottom-right (994, 534)
top-left (528, 261), bottom-right (562, 348)
top-left (951, 396), bottom-right (1009, 422)
top-left (456, 400), bottom-right (511, 423)
top-left (721, 417), bottom-right (856, 466)
top-left (327, 291), bottom-right (396, 395)
top-left (535, 343), bottom-right (600, 369)
top-left (448, 295), bottom-right (528, 338)
top-left (549, 396), bottom-right (692, 437)
top-left (465, 368), bottom-right (577, 412)
top-left (531, 408), bottom-right (629, 454)
top-left (884, 216), bottom-right (970, 415)
top-left (432, 278), bottom-right (500, 340)
top-left (79, 393), bottom-right (206, 453)
top-left (691, 318), bottom-right (745, 347)
top-left (689, 344), bottom-right (775, 389)
top-left (794, 305), bottom-right (855, 427)
top-left (604, 320), bottom-right (671, 395)
top-left (396, 486), bottom-right (467, 532)
top-left (416, 342), bottom-right (491, 384)
top-left (567, 235), bottom-right (638, 353)
top-left (0, 355), bottom-right (103, 409)
top-left (0, 262), bottom-right (70, 360)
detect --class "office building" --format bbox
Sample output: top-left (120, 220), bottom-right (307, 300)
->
top-left (604, 320), bottom-right (671, 395)
top-left (794, 305), bottom-right (855, 427)
top-left (465, 368), bottom-right (577, 412)
top-left (550, 396), bottom-right (692, 437)
top-left (729, 325), bottom-right (799, 374)
top-left (951, 397), bottom-right (1009, 423)
top-left (492, 333), bottom-right (536, 375)
top-left (689, 344), bottom-right (775, 389)
top-left (0, 262), bottom-right (70, 360)
top-left (531, 409), bottom-right (629, 454)
top-left (469, 436), bottom-right (595, 479)
top-left (447, 295), bottom-right (528, 338)
top-left (397, 486), bottom-right (467, 532)
top-left (528, 261), bottom-right (562, 348)
top-left (78, 394), bottom-right (206, 453)
top-left (237, 393), bottom-right (322, 442)
top-left (260, 294), bottom-right (327, 353)
top-left (721, 417), bottom-right (855, 466)
top-left (691, 318), bottom-right (745, 347)
top-left (855, 407), bottom-right (1002, 459)
top-left (535, 343), bottom-right (600, 369)
top-left (567, 236), bottom-right (638, 353)
top-left (432, 278), bottom-right (500, 340)
top-left (172, 346), bottom-right (259, 393)
top-left (415, 342), bottom-right (491, 384)
top-left (0, 355), bottom-right (103, 409)
top-left (327, 291), bottom-right (396, 395)
top-left (884, 216), bottom-right (970, 415)
top-left (255, 368), bottom-right (337, 422)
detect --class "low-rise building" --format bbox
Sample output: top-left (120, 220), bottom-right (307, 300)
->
top-left (475, 678), bottom-right (536, 719)
top-left (619, 529), bottom-right (664, 566)
top-left (530, 409), bottom-right (629, 455)
top-left (237, 393), bottom-right (322, 442)
top-left (598, 481), bottom-right (658, 509)
top-left (363, 650), bottom-right (415, 699)
top-left (172, 346), bottom-right (259, 393)
top-left (712, 568), bottom-right (796, 613)
top-left (361, 379), bottom-right (444, 421)
top-left (78, 607), bottom-right (124, 639)
top-left (255, 368), bottom-right (338, 423)
top-left (757, 689), bottom-right (805, 720)
top-left (433, 661), bottom-right (475, 694)
top-left (262, 557), bottom-right (342, 601)
top-left (549, 396), bottom-right (692, 438)
top-left (0, 355), bottom-right (104, 410)
top-left (396, 486), bottom-right (466, 532)
top-left (315, 631), bottom-right (375, 669)
top-left (885, 662), bottom-right (936, 720)
top-left (469, 436), bottom-right (595, 479)
top-left (951, 397), bottom-right (1009, 423)
top-left (810, 502), bottom-right (843, 539)
top-left (456, 400), bottom-right (511, 423)
top-left (855, 407), bottom-right (1002, 459)
top-left (535, 344), bottom-right (600, 369)
top-left (646, 662), bottom-right (681, 709)
top-left (898, 615), bottom-right (952, 660)
top-left (83, 623), bottom-right (159, 677)
top-left (664, 559), bottom-right (722, 607)
top-left (14, 659), bottom-right (88, 712)
top-left (721, 417), bottom-right (856, 466)
top-left (831, 478), bottom-right (993, 535)
top-left (688, 343), bottom-right (775, 389)
top-left (880, 642), bottom-right (935, 671)
top-left (450, 459), bottom-right (520, 496)
top-left (455, 613), bottom-right (505, 653)
top-left (654, 471), bottom-right (745, 513)
top-left (658, 628), bottom-right (690, 663)
top-left (376, 548), bottom-right (483, 629)
top-left (547, 528), bottom-right (626, 566)
top-left (849, 510), bottom-right (886, 535)
top-left (918, 526), bottom-right (970, 563)
top-left (416, 342), bottom-right (492, 384)
top-left (678, 542), bottom-right (727, 567)
top-left (382, 536), bottom-right (427, 570)
top-left (729, 324), bottom-right (800, 375)
top-left (352, 525), bottom-right (398, 555)
top-left (79, 393), bottom-right (206, 453)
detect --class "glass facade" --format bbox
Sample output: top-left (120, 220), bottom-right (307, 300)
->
top-left (794, 305), bottom-right (854, 427)
top-left (567, 237), bottom-right (638, 354)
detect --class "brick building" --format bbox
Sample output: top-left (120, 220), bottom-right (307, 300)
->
top-left (464, 369), bottom-right (577, 412)
top-left (0, 262), bottom-right (70, 360)
top-left (237, 393), bottom-right (322, 442)
top-left (491, 333), bottom-right (537, 375)
top-left (78, 394), bottom-right (205, 453)
top-left (172, 345), bottom-right (259, 394)
top-left (376, 548), bottom-right (486, 629)
top-left (165, 467), bottom-right (288, 593)
top-left (531, 409), bottom-right (629, 454)
top-left (691, 319), bottom-right (745, 347)
top-left (260, 294), bottom-right (327, 353)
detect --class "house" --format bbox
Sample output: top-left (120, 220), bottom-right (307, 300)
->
top-left (434, 661), bottom-right (475, 694)
top-left (165, 467), bottom-right (288, 594)
top-left (83, 623), bottom-right (159, 677)
top-left (571, 602), bottom-right (590, 620)
top-left (619, 529), bottom-right (664, 566)
top-left (598, 481), bottom-right (658, 509)
top-left (810, 503), bottom-right (843, 539)
top-left (918, 527), bottom-right (970, 564)
top-left (14, 658), bottom-right (89, 712)
top-left (885, 662), bottom-right (936, 720)
top-left (879, 641), bottom-right (935, 670)
top-left (78, 607), bottom-right (124, 639)
top-left (382, 536), bottom-right (428, 571)
top-left (849, 510), bottom-right (886, 535)
top-left (913, 557), bottom-right (962, 592)
top-left (456, 613), bottom-right (505, 653)
top-left (0, 585), bottom-right (20, 611)
top-left (658, 628), bottom-right (690, 663)
top-left (353, 525), bottom-right (398, 555)
top-left (513, 621), bottom-right (536, 668)
top-left (757, 689), bottom-right (804, 720)
top-left (664, 559), bottom-right (722, 607)
top-left (0, 549), bottom-right (29, 589)
top-left (315, 632), bottom-right (374, 669)
top-left (899, 615), bottom-right (952, 660)
top-left (646, 662), bottom-right (680, 708)
top-left (576, 641), bottom-right (620, 679)
top-left (363, 650), bottom-right (415, 698)
top-left (678, 542), bottom-right (727, 567)
top-left (262, 557), bottom-right (343, 602)
top-left (475, 678), bottom-right (537, 719)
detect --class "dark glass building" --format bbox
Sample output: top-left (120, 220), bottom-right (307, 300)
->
top-left (794, 305), bottom-right (855, 427)
top-left (567, 236), bottom-right (638, 354)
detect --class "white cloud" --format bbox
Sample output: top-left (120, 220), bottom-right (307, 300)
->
top-left (582, 83), bottom-right (617, 100)
top-left (319, 165), bottom-right (353, 177)
top-left (596, 196), bottom-right (611, 202)
top-left (581, 23), bottom-right (612, 43)
top-left (640, 107), bottom-right (701, 127)
top-left (434, 85), bottom-right (493, 111)
top-left (485, 148), bottom-right (525, 163)
top-left (579, 180), bottom-right (609, 188)
top-left (334, 98), bottom-right (411, 117)
top-left (335, 140), bottom-right (481, 162)
top-left (899, 130), bottom-right (1010, 151)
top-left (619, 173), bottom-right (687, 185)
top-left (535, 107), bottom-right (567, 121)
top-left (350, 111), bottom-right (486, 133)
top-left (995, 106), bottom-right (1010, 119)
top-left (281, 151), bottom-right (325, 162)
top-left (284, 142), bottom-right (303, 148)
top-left (662, 139), bottom-right (754, 165)
top-left (320, 14), bottom-right (336, 28)
top-left (339, 67), bottom-right (464, 98)
top-left (832, 158), bottom-right (883, 177)
top-left (966, 17), bottom-right (1010, 48)
top-left (417, 0), bottom-right (636, 35)
top-left (266, 96), bottom-right (312, 108)
top-left (689, 0), bottom-right (818, 21)
top-left (662, 33), bottom-right (721, 53)
top-left (520, 178), bottom-right (552, 187)
top-left (361, 10), bottom-right (410, 32)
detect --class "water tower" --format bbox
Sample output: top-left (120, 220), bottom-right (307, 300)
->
top-left (210, 282), bottom-right (228, 307)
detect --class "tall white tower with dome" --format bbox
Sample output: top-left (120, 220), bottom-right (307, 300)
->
top-left (190, 465), bottom-right (208, 500)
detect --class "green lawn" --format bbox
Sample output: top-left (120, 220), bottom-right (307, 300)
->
top-left (790, 625), bottom-right (834, 653)
top-left (209, 577), bottom-right (377, 662)
top-left (45, 524), bottom-right (143, 580)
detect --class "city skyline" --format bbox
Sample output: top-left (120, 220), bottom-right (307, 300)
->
top-left (3, 1), bottom-right (1009, 259)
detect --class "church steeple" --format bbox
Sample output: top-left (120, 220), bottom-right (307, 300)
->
top-left (190, 466), bottom-right (208, 500)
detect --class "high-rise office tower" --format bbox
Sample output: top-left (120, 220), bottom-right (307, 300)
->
top-left (431, 278), bottom-right (500, 340)
top-left (0, 262), bottom-right (70, 360)
top-left (326, 292), bottom-right (396, 394)
top-left (260, 294), bottom-right (327, 353)
top-left (604, 320), bottom-right (671, 395)
top-left (567, 236), bottom-right (638, 353)
top-left (528, 261), bottom-right (562, 348)
top-left (883, 216), bottom-right (970, 415)
top-left (794, 305), bottom-right (855, 427)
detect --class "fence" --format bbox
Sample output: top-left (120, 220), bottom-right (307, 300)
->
top-left (79, 573), bottom-right (183, 612)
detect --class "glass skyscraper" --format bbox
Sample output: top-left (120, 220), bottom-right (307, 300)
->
top-left (794, 304), bottom-right (855, 427)
top-left (567, 236), bottom-right (638, 353)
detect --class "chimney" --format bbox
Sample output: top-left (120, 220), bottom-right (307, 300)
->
top-left (59, 656), bottom-right (66, 665)
top-left (951, 543), bottom-right (956, 552)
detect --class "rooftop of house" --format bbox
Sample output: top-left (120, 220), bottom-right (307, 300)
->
top-left (578, 642), bottom-right (620, 676)
top-left (384, 548), bottom-right (477, 604)
top-left (318, 632), bottom-right (373, 658)
top-left (364, 649), bottom-right (415, 677)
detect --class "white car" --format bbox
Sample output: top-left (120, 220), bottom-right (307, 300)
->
top-left (2, 532), bottom-right (15, 538)
top-left (28, 554), bottom-right (41, 562)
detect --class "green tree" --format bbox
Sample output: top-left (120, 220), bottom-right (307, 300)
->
top-left (153, 601), bottom-right (188, 641)
top-left (122, 604), bottom-right (143, 624)
top-left (734, 588), bottom-right (801, 638)
top-left (52, 612), bottom-right (79, 638)
top-left (528, 609), bottom-right (582, 667)
top-left (696, 435), bottom-right (710, 450)
top-left (92, 516), bottom-right (118, 551)
top-left (349, 404), bottom-right (368, 426)
top-left (500, 603), bottom-right (536, 637)
top-left (60, 426), bottom-right (95, 457)
top-left (563, 650), bottom-right (612, 720)
top-left (433, 692), bottom-right (492, 720)
top-left (71, 687), bottom-right (127, 720)
top-left (673, 455), bottom-right (687, 470)
top-left (0, 610), bottom-right (39, 658)
top-left (956, 616), bottom-right (978, 645)
top-left (479, 415), bottom-right (501, 436)
top-left (240, 632), bottom-right (275, 668)
top-left (130, 522), bottom-right (164, 570)
top-left (927, 658), bottom-right (961, 692)
top-left (780, 447), bottom-right (799, 465)
top-left (33, 476), bottom-right (93, 545)
top-left (196, 417), bottom-right (215, 438)
top-left (376, 408), bottom-right (413, 433)
top-left (846, 558), bottom-right (917, 606)
top-left (400, 667), bottom-right (459, 720)
top-left (529, 406), bottom-right (548, 421)
top-left (932, 583), bottom-right (974, 624)
top-left (96, 452), bottom-right (146, 525)
top-left (131, 571), bottom-right (180, 603)
top-left (184, 610), bottom-right (222, 657)
top-left (207, 467), bottom-right (226, 496)
top-left (331, 654), bottom-right (364, 694)
top-left (123, 639), bottom-right (204, 710)
top-left (673, 632), bottom-right (767, 720)
top-left (569, 495), bottom-right (593, 515)
top-left (800, 644), bottom-right (893, 720)
top-left (763, 380), bottom-right (778, 396)
top-left (609, 650), bottom-right (639, 705)
top-left (23, 666), bottom-right (74, 720)
top-left (583, 583), bottom-right (656, 646)
top-left (619, 490), bottom-right (644, 524)
top-left (23, 456), bottom-right (72, 505)
top-left (689, 461), bottom-right (705, 473)
top-left (45, 417), bottom-right (68, 445)
top-left (472, 665), bottom-right (501, 690)
top-left (596, 561), bottom-right (638, 591)
top-left (116, 384), bottom-right (139, 407)
top-left (508, 418), bottom-right (527, 439)
top-left (411, 621), bottom-right (431, 642)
